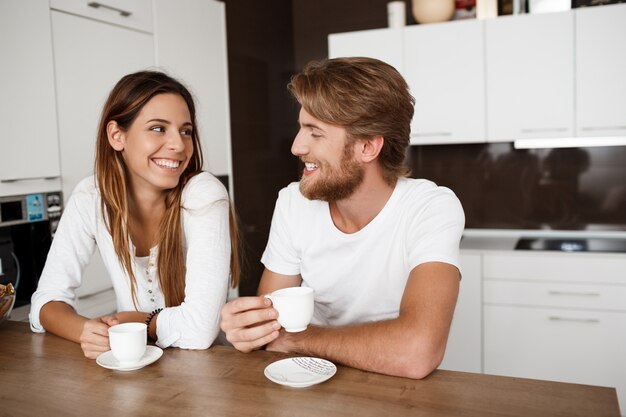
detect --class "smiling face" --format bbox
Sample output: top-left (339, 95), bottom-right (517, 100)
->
top-left (107, 93), bottom-right (194, 195)
top-left (292, 108), bottom-right (364, 201)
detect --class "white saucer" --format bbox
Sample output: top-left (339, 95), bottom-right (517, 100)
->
top-left (264, 357), bottom-right (337, 388)
top-left (96, 346), bottom-right (163, 371)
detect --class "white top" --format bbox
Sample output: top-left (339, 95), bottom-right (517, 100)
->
top-left (29, 172), bottom-right (231, 349)
top-left (261, 178), bottom-right (465, 326)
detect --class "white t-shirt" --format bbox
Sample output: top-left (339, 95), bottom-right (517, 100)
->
top-left (261, 178), bottom-right (465, 327)
top-left (29, 172), bottom-right (231, 349)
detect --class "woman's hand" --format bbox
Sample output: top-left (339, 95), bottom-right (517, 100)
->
top-left (220, 296), bottom-right (281, 353)
top-left (79, 315), bottom-right (120, 359)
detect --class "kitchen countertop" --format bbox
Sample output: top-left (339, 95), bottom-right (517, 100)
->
top-left (461, 229), bottom-right (626, 253)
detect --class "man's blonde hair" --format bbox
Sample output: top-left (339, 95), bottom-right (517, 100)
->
top-left (288, 57), bottom-right (415, 184)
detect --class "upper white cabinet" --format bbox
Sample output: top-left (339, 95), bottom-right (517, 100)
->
top-left (50, 1), bottom-right (232, 298)
top-left (0, 0), bottom-right (61, 197)
top-left (575, 4), bottom-right (626, 138)
top-left (154, 0), bottom-right (232, 180)
top-left (405, 20), bottom-right (485, 145)
top-left (50, 0), bottom-right (154, 33)
top-left (329, 4), bottom-right (626, 145)
top-left (329, 22), bottom-right (484, 145)
top-left (51, 9), bottom-right (155, 204)
top-left (51, 7), bottom-right (155, 297)
top-left (328, 28), bottom-right (404, 73)
top-left (485, 12), bottom-right (575, 141)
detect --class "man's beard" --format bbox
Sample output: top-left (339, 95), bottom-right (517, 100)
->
top-left (299, 142), bottom-right (364, 201)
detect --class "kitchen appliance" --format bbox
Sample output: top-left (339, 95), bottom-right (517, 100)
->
top-left (572, 0), bottom-right (625, 7)
top-left (0, 192), bottom-right (62, 308)
top-left (515, 237), bottom-right (626, 252)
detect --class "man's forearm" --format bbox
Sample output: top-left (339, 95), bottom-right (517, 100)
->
top-left (271, 318), bottom-right (446, 379)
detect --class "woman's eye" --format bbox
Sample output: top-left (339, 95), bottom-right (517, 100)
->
top-left (150, 126), bottom-right (165, 133)
top-left (181, 129), bottom-right (193, 136)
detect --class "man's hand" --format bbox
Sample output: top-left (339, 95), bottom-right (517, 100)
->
top-left (220, 296), bottom-right (282, 353)
top-left (79, 315), bottom-right (119, 359)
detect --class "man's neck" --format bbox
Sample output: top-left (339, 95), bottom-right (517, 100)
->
top-left (329, 170), bottom-right (396, 234)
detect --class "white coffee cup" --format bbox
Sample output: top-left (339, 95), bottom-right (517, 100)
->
top-left (265, 287), bottom-right (314, 332)
top-left (108, 322), bottom-right (147, 365)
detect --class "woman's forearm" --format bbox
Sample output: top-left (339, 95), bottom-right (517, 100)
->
top-left (115, 311), bottom-right (156, 339)
top-left (39, 301), bottom-right (88, 343)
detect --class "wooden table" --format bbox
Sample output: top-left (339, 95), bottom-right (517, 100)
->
top-left (0, 321), bottom-right (620, 417)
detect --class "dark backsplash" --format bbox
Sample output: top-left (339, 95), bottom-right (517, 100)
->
top-left (409, 143), bottom-right (626, 231)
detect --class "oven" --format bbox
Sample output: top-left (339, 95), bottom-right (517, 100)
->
top-left (0, 192), bottom-right (63, 308)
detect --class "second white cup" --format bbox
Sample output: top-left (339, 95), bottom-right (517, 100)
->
top-left (108, 322), bottom-right (147, 365)
top-left (265, 287), bottom-right (314, 332)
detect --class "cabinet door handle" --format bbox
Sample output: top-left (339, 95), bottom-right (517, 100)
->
top-left (548, 290), bottom-right (600, 297)
top-left (87, 2), bottom-right (132, 17)
top-left (1, 175), bottom-right (60, 183)
top-left (520, 127), bottom-right (568, 134)
top-left (580, 126), bottom-right (626, 132)
top-left (548, 316), bottom-right (599, 324)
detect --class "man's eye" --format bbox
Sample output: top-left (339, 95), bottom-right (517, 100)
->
top-left (311, 132), bottom-right (321, 138)
top-left (150, 126), bottom-right (165, 133)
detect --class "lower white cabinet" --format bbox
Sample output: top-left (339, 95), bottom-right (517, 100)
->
top-left (484, 305), bottom-right (626, 400)
top-left (439, 252), bottom-right (482, 373)
top-left (482, 251), bottom-right (626, 414)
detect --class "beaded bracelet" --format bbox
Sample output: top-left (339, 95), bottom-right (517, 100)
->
top-left (145, 308), bottom-right (163, 339)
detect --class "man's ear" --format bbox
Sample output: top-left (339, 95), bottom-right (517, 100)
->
top-left (107, 121), bottom-right (125, 151)
top-left (357, 135), bottom-right (384, 163)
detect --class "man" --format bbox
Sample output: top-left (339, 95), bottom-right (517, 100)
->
top-left (220, 57), bottom-right (464, 379)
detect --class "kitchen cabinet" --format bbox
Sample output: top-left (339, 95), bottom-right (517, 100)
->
top-left (404, 19), bottom-right (485, 145)
top-left (485, 12), bottom-right (574, 142)
top-left (51, 7), bottom-right (154, 201)
top-left (50, 0), bottom-right (153, 32)
top-left (50, 5), bottom-right (155, 297)
top-left (50, 1), bottom-right (232, 301)
top-left (439, 252), bottom-right (482, 373)
top-left (329, 22), bottom-right (484, 146)
top-left (482, 251), bottom-right (626, 414)
top-left (328, 28), bottom-right (404, 73)
top-left (329, 5), bottom-right (626, 146)
top-left (0, 0), bottom-right (61, 197)
top-left (575, 3), bottom-right (626, 139)
top-left (153, 0), bottom-right (232, 187)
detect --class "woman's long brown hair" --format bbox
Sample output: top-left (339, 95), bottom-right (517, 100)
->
top-left (95, 70), bottom-right (240, 308)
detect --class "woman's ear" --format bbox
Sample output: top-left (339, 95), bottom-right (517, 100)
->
top-left (358, 135), bottom-right (384, 163)
top-left (107, 121), bottom-right (125, 151)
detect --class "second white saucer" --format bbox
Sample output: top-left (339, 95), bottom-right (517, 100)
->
top-left (96, 345), bottom-right (163, 371)
top-left (264, 357), bottom-right (337, 388)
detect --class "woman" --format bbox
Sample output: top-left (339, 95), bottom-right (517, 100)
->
top-left (29, 70), bottom-right (239, 358)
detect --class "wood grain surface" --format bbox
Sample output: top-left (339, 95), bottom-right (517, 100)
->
top-left (0, 321), bottom-right (620, 417)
